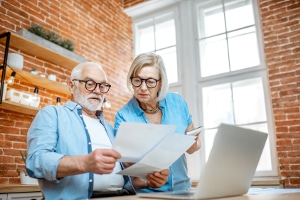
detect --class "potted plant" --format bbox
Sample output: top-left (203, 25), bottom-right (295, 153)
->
top-left (19, 150), bottom-right (38, 185)
top-left (16, 24), bottom-right (86, 62)
top-left (27, 24), bottom-right (75, 52)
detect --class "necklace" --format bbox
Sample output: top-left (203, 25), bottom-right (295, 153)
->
top-left (142, 106), bottom-right (160, 114)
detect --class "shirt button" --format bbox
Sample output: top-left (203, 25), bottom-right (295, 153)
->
top-left (89, 142), bottom-right (91, 145)
top-left (89, 179), bottom-right (93, 182)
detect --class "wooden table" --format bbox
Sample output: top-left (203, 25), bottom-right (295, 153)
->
top-left (95, 192), bottom-right (300, 200)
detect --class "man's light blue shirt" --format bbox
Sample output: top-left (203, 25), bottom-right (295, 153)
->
top-left (114, 92), bottom-right (192, 192)
top-left (26, 101), bottom-right (135, 200)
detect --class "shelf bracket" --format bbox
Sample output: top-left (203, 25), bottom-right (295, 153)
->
top-left (0, 32), bottom-right (11, 104)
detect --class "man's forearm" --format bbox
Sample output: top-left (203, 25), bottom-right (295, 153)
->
top-left (56, 155), bottom-right (87, 178)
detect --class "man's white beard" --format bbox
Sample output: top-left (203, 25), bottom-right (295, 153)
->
top-left (74, 89), bottom-right (104, 112)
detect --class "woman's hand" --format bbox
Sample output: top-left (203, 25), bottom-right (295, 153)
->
top-left (132, 169), bottom-right (170, 190)
top-left (185, 124), bottom-right (201, 154)
top-left (147, 169), bottom-right (170, 188)
top-left (186, 133), bottom-right (201, 154)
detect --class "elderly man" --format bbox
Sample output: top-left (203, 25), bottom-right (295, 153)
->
top-left (26, 62), bottom-right (169, 199)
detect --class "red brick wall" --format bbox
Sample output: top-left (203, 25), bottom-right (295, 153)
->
top-left (259, 0), bottom-right (300, 188)
top-left (0, 0), bottom-right (132, 184)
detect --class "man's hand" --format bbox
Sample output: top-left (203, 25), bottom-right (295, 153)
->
top-left (56, 148), bottom-right (121, 178)
top-left (85, 149), bottom-right (121, 174)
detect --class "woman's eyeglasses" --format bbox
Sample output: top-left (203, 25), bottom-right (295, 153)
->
top-left (130, 77), bottom-right (160, 88)
top-left (73, 79), bottom-right (111, 93)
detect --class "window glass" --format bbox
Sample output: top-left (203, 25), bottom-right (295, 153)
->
top-left (131, 0), bottom-right (276, 178)
top-left (137, 21), bottom-right (155, 53)
top-left (202, 78), bottom-right (267, 128)
top-left (155, 14), bottom-right (176, 49)
top-left (199, 34), bottom-right (229, 77)
top-left (197, 0), bottom-right (225, 38)
top-left (135, 12), bottom-right (178, 84)
top-left (202, 77), bottom-right (272, 171)
top-left (202, 83), bottom-right (234, 129)
top-left (232, 78), bottom-right (267, 124)
top-left (204, 123), bottom-right (272, 171)
top-left (197, 0), bottom-right (260, 77)
top-left (156, 47), bottom-right (178, 83)
top-left (228, 27), bottom-right (260, 70)
top-left (224, 0), bottom-right (255, 31)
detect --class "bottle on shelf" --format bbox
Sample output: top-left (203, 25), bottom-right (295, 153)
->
top-left (56, 97), bottom-right (61, 106)
top-left (7, 71), bottom-right (16, 85)
top-left (30, 87), bottom-right (40, 108)
top-left (1, 71), bottom-right (16, 101)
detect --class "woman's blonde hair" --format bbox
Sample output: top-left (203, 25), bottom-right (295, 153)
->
top-left (127, 52), bottom-right (168, 101)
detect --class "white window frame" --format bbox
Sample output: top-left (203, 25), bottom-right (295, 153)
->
top-left (125, 0), bottom-right (278, 180)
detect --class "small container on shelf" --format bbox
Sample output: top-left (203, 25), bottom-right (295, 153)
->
top-left (7, 53), bottom-right (24, 70)
top-left (20, 92), bottom-right (31, 106)
top-left (5, 89), bottom-right (22, 103)
top-left (56, 97), bottom-right (61, 106)
top-left (30, 87), bottom-right (40, 108)
top-left (48, 74), bottom-right (56, 81)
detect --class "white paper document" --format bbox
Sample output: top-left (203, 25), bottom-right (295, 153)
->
top-left (112, 122), bottom-right (196, 178)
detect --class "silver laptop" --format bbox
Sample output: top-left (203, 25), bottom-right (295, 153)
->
top-left (137, 123), bottom-right (268, 200)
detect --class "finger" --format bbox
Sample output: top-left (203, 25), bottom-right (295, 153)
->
top-left (148, 177), bottom-right (165, 187)
top-left (101, 149), bottom-right (121, 159)
top-left (123, 162), bottom-right (134, 167)
top-left (148, 172), bottom-right (167, 182)
top-left (160, 169), bottom-right (170, 176)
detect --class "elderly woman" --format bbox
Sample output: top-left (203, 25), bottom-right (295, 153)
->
top-left (114, 52), bottom-right (201, 192)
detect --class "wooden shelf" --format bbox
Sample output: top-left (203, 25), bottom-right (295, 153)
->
top-left (6, 67), bottom-right (70, 95)
top-left (0, 184), bottom-right (40, 193)
top-left (0, 30), bottom-right (78, 115)
top-left (0, 100), bottom-right (39, 116)
top-left (0, 30), bottom-right (80, 71)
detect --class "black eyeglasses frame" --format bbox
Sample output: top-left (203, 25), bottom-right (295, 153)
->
top-left (130, 77), bottom-right (160, 88)
top-left (72, 79), bottom-right (111, 93)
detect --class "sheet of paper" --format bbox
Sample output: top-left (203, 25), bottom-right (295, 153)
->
top-left (112, 122), bottom-right (196, 178)
top-left (112, 122), bottom-right (176, 162)
top-left (117, 133), bottom-right (195, 178)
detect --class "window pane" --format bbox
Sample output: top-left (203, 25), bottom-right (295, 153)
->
top-left (240, 123), bottom-right (272, 171)
top-left (137, 21), bottom-right (155, 53)
top-left (202, 77), bottom-right (267, 128)
top-left (202, 83), bottom-right (234, 129)
top-left (156, 47), bottom-right (178, 84)
top-left (232, 78), bottom-right (267, 125)
top-left (228, 27), bottom-right (260, 71)
top-left (224, 0), bottom-right (255, 31)
top-left (199, 34), bottom-right (229, 77)
top-left (204, 123), bottom-right (272, 171)
top-left (197, 0), bottom-right (225, 38)
top-left (155, 14), bottom-right (176, 49)
top-left (204, 128), bottom-right (218, 161)
top-left (135, 12), bottom-right (178, 84)
top-left (202, 78), bottom-right (272, 171)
